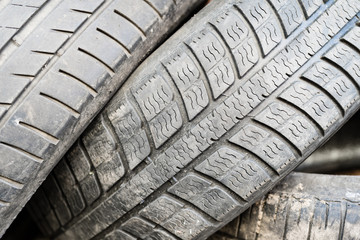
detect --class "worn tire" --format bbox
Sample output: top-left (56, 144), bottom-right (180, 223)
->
top-left (29, 0), bottom-right (360, 239)
top-left (0, 0), bottom-right (205, 236)
top-left (211, 172), bottom-right (360, 240)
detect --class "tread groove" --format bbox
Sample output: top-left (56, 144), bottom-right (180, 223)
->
top-left (0, 141), bottom-right (43, 163)
top-left (113, 9), bottom-right (146, 39)
top-left (340, 37), bottom-right (360, 55)
top-left (300, 75), bottom-right (345, 117)
top-left (77, 47), bottom-right (115, 75)
top-left (265, 0), bottom-right (287, 38)
top-left (0, 199), bottom-right (10, 207)
top-left (58, 69), bottom-right (98, 97)
top-left (277, 97), bottom-right (326, 136)
top-left (18, 121), bottom-right (59, 145)
top-left (39, 93), bottom-right (80, 119)
top-left (143, 0), bottom-right (163, 19)
top-left (164, 192), bottom-right (219, 223)
top-left (96, 27), bottom-right (132, 56)
top-left (252, 119), bottom-right (302, 157)
top-left (233, 4), bottom-right (264, 57)
top-left (208, 23), bottom-right (241, 80)
top-left (321, 56), bottom-right (360, 93)
top-left (0, 175), bottom-right (24, 189)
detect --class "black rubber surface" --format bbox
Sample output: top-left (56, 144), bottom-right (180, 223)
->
top-left (210, 172), bottom-right (360, 240)
top-left (0, 0), bottom-right (205, 236)
top-left (28, 0), bottom-right (360, 239)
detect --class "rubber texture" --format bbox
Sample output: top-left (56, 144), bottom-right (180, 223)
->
top-left (210, 172), bottom-right (360, 240)
top-left (28, 0), bottom-right (360, 239)
top-left (0, 0), bottom-right (205, 236)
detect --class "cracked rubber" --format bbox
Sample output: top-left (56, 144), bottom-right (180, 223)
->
top-left (0, 0), bottom-right (205, 236)
top-left (28, 0), bottom-right (360, 239)
top-left (210, 172), bottom-right (360, 240)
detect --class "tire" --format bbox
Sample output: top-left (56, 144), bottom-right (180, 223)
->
top-left (210, 172), bottom-right (360, 240)
top-left (297, 110), bottom-right (360, 173)
top-left (28, 0), bottom-right (360, 239)
top-left (0, 0), bottom-right (205, 236)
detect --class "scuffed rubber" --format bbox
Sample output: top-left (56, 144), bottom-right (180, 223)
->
top-left (0, 0), bottom-right (205, 236)
top-left (29, 0), bottom-right (360, 239)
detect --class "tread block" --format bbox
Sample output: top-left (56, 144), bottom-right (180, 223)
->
top-left (302, 61), bottom-right (359, 112)
top-left (66, 0), bottom-right (104, 13)
top-left (325, 42), bottom-right (360, 87)
top-left (42, 175), bottom-right (72, 226)
top-left (76, 29), bottom-right (127, 69)
top-left (82, 118), bottom-right (125, 191)
top-left (26, 30), bottom-right (69, 54)
top-left (105, 229), bottom-right (136, 240)
top-left (187, 30), bottom-right (226, 71)
top-left (164, 51), bottom-right (209, 120)
top-left (66, 142), bottom-right (92, 182)
top-left (269, 0), bottom-right (304, 36)
top-left (250, 194), bottom-right (289, 240)
top-left (53, 161), bottom-right (85, 216)
top-left (79, 173), bottom-right (101, 205)
top-left (195, 147), bottom-right (271, 200)
top-left (56, 50), bottom-right (109, 91)
top-left (113, 164), bottom-right (167, 211)
top-left (108, 98), bottom-right (150, 169)
top-left (207, 58), bottom-right (236, 99)
top-left (284, 197), bottom-right (314, 239)
top-left (236, 0), bottom-right (282, 55)
top-left (121, 217), bottom-right (155, 239)
top-left (96, 8), bottom-right (141, 52)
top-left (16, 94), bottom-right (77, 140)
top-left (229, 124), bottom-right (296, 173)
top-left (146, 0), bottom-right (174, 16)
top-left (5, 51), bottom-right (51, 77)
top-left (0, 4), bottom-right (36, 28)
top-left (0, 28), bottom-right (16, 50)
top-left (47, 8), bottom-right (88, 33)
top-left (38, 70), bottom-right (93, 113)
top-left (343, 203), bottom-right (360, 239)
top-left (0, 179), bottom-right (21, 203)
top-left (168, 173), bottom-right (241, 220)
top-left (310, 201), bottom-right (341, 239)
top-left (146, 229), bottom-right (177, 240)
top-left (140, 195), bottom-right (183, 224)
top-left (0, 144), bottom-right (40, 183)
top-left (149, 102), bottom-right (183, 148)
top-left (279, 80), bottom-right (341, 132)
top-left (211, 9), bottom-right (259, 77)
top-left (134, 74), bottom-right (182, 148)
top-left (342, 25), bottom-right (360, 52)
top-left (255, 102), bottom-right (319, 152)
top-left (300, 0), bottom-right (323, 18)
top-left (113, 0), bottom-right (159, 35)
top-left (162, 208), bottom-right (211, 239)
top-left (187, 29), bottom-right (236, 99)
top-left (133, 74), bottom-right (174, 121)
